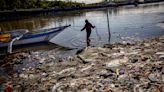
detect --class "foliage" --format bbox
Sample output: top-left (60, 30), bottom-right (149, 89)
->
top-left (0, 0), bottom-right (85, 11)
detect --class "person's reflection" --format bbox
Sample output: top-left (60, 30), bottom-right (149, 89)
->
top-left (81, 19), bottom-right (95, 46)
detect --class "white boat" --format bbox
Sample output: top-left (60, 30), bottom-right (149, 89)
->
top-left (0, 25), bottom-right (70, 51)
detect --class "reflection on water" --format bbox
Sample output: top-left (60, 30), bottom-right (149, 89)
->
top-left (106, 8), bottom-right (111, 43)
top-left (0, 2), bottom-right (164, 49)
top-left (0, 11), bottom-right (86, 32)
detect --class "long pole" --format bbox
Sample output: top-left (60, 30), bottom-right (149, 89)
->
top-left (106, 8), bottom-right (111, 43)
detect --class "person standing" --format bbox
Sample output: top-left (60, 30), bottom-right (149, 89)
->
top-left (81, 19), bottom-right (95, 46)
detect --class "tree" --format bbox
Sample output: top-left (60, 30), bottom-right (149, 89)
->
top-left (0, 0), bottom-right (6, 10)
top-left (0, 0), bottom-right (85, 10)
top-left (36, 0), bottom-right (42, 8)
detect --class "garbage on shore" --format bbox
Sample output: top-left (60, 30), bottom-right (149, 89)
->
top-left (0, 36), bottom-right (164, 92)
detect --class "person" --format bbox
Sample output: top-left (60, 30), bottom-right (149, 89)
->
top-left (81, 19), bottom-right (95, 46)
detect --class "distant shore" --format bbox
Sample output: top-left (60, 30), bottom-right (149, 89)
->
top-left (0, 1), bottom-right (164, 21)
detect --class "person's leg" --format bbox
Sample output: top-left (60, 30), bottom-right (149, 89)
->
top-left (87, 40), bottom-right (90, 46)
top-left (86, 30), bottom-right (91, 46)
top-left (87, 30), bottom-right (91, 40)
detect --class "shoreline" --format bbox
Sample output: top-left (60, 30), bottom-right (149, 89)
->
top-left (0, 1), bottom-right (164, 21)
top-left (0, 35), bottom-right (163, 91)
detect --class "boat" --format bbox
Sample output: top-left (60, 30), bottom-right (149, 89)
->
top-left (0, 25), bottom-right (71, 53)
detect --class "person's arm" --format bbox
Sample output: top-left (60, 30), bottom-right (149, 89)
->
top-left (90, 23), bottom-right (95, 28)
top-left (81, 24), bottom-right (86, 31)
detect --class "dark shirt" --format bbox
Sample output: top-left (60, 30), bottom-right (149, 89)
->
top-left (81, 22), bottom-right (94, 31)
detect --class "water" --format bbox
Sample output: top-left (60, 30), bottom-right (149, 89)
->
top-left (0, 2), bottom-right (164, 86)
top-left (0, 2), bottom-right (164, 50)
top-left (61, 0), bottom-right (103, 4)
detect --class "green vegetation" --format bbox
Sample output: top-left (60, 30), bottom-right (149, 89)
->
top-left (0, 0), bottom-right (85, 11)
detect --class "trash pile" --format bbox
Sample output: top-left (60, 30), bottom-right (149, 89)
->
top-left (1, 36), bottom-right (164, 92)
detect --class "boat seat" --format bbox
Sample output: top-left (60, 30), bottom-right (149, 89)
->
top-left (0, 34), bottom-right (11, 42)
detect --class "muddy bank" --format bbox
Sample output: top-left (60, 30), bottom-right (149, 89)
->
top-left (0, 35), bottom-right (164, 92)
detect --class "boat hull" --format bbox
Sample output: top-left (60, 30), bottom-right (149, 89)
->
top-left (0, 25), bottom-right (70, 48)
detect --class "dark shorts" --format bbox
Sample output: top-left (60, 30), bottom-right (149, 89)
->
top-left (86, 30), bottom-right (91, 40)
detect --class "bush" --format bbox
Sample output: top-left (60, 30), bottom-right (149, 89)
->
top-left (0, 0), bottom-right (86, 11)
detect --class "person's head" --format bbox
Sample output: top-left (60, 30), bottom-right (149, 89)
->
top-left (85, 19), bottom-right (89, 23)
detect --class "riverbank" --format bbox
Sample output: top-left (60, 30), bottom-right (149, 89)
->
top-left (0, 35), bottom-right (163, 91)
top-left (0, 1), bottom-right (164, 21)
